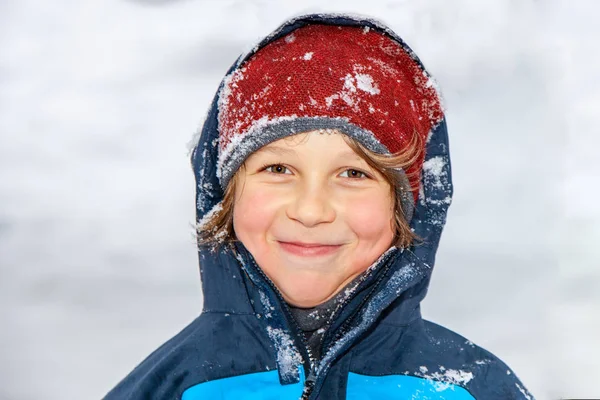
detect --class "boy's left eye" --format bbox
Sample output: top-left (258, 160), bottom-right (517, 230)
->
top-left (340, 169), bottom-right (368, 179)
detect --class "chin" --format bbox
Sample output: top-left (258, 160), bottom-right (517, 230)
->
top-left (278, 280), bottom-right (340, 308)
top-left (284, 296), bottom-right (328, 308)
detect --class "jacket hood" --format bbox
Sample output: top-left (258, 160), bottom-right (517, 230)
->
top-left (189, 12), bottom-right (453, 328)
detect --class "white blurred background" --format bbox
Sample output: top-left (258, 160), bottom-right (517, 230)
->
top-left (1, 0), bottom-right (597, 399)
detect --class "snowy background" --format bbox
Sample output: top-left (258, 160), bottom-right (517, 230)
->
top-left (0, 0), bottom-right (597, 399)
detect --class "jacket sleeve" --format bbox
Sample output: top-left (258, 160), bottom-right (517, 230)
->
top-left (103, 317), bottom-right (205, 400)
top-left (466, 354), bottom-right (535, 400)
top-left (103, 340), bottom-right (192, 400)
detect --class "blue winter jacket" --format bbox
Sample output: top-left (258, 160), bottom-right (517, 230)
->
top-left (105, 14), bottom-right (534, 400)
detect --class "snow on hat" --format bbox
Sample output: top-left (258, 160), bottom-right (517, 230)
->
top-left (217, 23), bottom-right (443, 220)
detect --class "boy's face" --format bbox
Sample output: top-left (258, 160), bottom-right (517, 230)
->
top-left (233, 131), bottom-right (395, 308)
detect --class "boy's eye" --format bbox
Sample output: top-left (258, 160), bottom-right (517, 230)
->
top-left (340, 169), bottom-right (368, 179)
top-left (263, 164), bottom-right (292, 175)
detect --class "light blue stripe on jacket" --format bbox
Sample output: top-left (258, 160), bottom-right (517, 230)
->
top-left (182, 367), bottom-right (475, 399)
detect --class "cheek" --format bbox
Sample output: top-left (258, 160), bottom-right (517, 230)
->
top-left (343, 191), bottom-right (394, 238)
top-left (233, 186), bottom-right (280, 239)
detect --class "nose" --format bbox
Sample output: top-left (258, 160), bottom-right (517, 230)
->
top-left (286, 182), bottom-right (336, 227)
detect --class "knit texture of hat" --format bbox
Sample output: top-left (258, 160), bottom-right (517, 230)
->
top-left (216, 23), bottom-right (444, 220)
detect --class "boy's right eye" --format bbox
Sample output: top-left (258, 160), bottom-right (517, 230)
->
top-left (262, 164), bottom-right (292, 175)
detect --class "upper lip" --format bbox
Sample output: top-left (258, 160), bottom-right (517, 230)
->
top-left (280, 241), bottom-right (341, 247)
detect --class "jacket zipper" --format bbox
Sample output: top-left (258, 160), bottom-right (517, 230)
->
top-left (308, 249), bottom-right (398, 398)
top-left (245, 254), bottom-right (318, 395)
top-left (320, 249), bottom-right (397, 358)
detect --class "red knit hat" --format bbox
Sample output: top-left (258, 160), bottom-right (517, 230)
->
top-left (217, 23), bottom-right (443, 220)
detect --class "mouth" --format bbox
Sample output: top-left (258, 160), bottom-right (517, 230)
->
top-left (278, 241), bottom-right (343, 257)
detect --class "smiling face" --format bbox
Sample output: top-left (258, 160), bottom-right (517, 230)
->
top-left (232, 130), bottom-right (395, 307)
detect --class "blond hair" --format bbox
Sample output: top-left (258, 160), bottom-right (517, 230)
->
top-left (196, 132), bottom-right (423, 251)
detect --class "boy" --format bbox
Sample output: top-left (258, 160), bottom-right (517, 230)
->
top-left (105, 13), bottom-right (533, 399)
